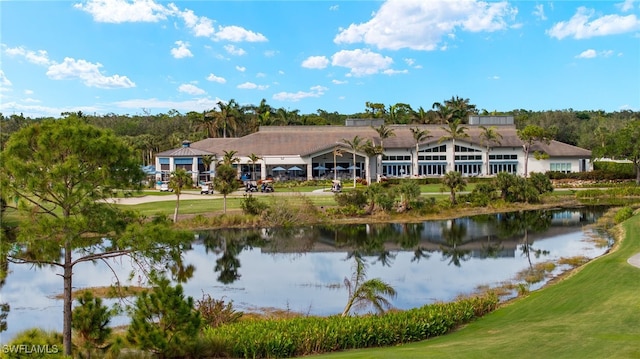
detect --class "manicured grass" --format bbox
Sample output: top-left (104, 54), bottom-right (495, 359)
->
top-left (122, 194), bottom-right (339, 217)
top-left (312, 213), bottom-right (640, 359)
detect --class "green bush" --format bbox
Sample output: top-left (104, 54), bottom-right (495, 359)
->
top-left (0, 328), bottom-right (65, 358)
top-left (196, 294), bottom-right (243, 328)
top-left (203, 293), bottom-right (498, 358)
top-left (334, 189), bottom-right (367, 208)
top-left (614, 206), bottom-right (635, 224)
top-left (240, 193), bottom-right (267, 215)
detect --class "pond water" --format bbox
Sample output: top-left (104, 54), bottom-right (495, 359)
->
top-left (0, 207), bottom-right (612, 342)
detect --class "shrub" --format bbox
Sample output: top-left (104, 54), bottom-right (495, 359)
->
top-left (196, 294), bottom-right (243, 328)
top-left (240, 193), bottom-right (267, 215)
top-left (2, 328), bottom-right (65, 358)
top-left (614, 206), bottom-right (634, 224)
top-left (334, 189), bottom-right (367, 208)
top-left (72, 291), bottom-right (117, 358)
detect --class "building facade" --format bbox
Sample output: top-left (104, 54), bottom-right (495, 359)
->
top-left (155, 116), bottom-right (592, 186)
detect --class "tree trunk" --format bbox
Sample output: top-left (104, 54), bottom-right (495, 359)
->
top-left (635, 162), bottom-right (640, 185)
top-left (173, 195), bottom-right (180, 222)
top-left (63, 241), bottom-right (73, 356)
top-left (223, 194), bottom-right (227, 214)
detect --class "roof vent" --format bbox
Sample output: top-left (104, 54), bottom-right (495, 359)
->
top-left (182, 140), bottom-right (191, 148)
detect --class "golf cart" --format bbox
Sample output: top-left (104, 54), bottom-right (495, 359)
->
top-left (331, 180), bottom-right (342, 193)
top-left (200, 182), bottom-right (212, 194)
top-left (245, 181), bottom-right (259, 192)
top-left (260, 180), bottom-right (274, 193)
top-left (159, 181), bottom-right (172, 192)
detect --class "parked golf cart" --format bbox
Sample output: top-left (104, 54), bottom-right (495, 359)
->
top-left (260, 180), bottom-right (274, 193)
top-left (331, 180), bottom-right (342, 193)
top-left (245, 181), bottom-right (259, 192)
top-left (159, 181), bottom-right (173, 192)
top-left (200, 182), bottom-right (212, 194)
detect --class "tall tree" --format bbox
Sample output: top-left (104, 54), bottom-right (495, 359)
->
top-left (213, 164), bottom-right (239, 213)
top-left (201, 154), bottom-right (216, 182)
top-left (444, 95), bottom-right (477, 123)
top-left (410, 127), bottom-right (432, 176)
top-left (219, 149), bottom-right (240, 166)
top-left (431, 101), bottom-right (454, 125)
top-left (365, 102), bottom-right (387, 119)
top-left (597, 120), bottom-right (640, 184)
top-left (372, 124), bottom-right (396, 182)
top-left (517, 125), bottom-right (553, 178)
top-left (479, 125), bottom-right (503, 176)
top-left (342, 135), bottom-right (366, 188)
top-left (169, 168), bottom-right (194, 223)
top-left (0, 117), bottom-right (192, 355)
top-left (440, 118), bottom-right (469, 173)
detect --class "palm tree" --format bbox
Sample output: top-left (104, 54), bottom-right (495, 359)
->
top-left (479, 125), bottom-right (503, 176)
top-left (372, 124), bottom-right (395, 182)
top-left (219, 150), bottom-right (240, 166)
top-left (440, 118), bottom-right (469, 173)
top-left (410, 127), bottom-right (432, 176)
top-left (431, 102), bottom-right (454, 125)
top-left (213, 164), bottom-right (239, 214)
top-left (441, 170), bottom-right (467, 205)
top-left (517, 125), bottom-right (553, 178)
top-left (341, 257), bottom-right (396, 317)
top-left (248, 153), bottom-right (261, 181)
top-left (169, 168), bottom-right (194, 222)
top-left (445, 95), bottom-right (477, 123)
top-left (341, 135), bottom-right (365, 188)
top-left (201, 154), bottom-right (215, 182)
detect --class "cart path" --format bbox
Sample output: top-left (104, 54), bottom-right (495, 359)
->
top-left (628, 253), bottom-right (640, 269)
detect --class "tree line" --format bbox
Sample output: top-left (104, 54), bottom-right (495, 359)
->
top-left (1, 96), bottom-right (638, 165)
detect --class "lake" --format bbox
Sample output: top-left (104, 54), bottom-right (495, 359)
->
top-left (0, 207), bottom-right (611, 342)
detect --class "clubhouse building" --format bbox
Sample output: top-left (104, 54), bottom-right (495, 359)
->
top-left (154, 116), bottom-right (592, 185)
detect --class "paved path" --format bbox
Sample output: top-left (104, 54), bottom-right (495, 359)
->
top-left (628, 253), bottom-right (640, 269)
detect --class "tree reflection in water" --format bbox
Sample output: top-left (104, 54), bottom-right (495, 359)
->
top-left (439, 219), bottom-right (471, 267)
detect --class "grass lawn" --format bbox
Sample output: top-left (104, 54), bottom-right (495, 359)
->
top-left (313, 213), bottom-right (640, 359)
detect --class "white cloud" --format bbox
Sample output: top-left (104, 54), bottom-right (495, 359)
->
top-left (617, 0), bottom-right (635, 12)
top-left (488, 75), bottom-right (500, 80)
top-left (0, 70), bottom-right (12, 89)
top-left (329, 5), bottom-right (339, 11)
top-left (46, 57), bottom-right (135, 89)
top-left (301, 56), bottom-right (329, 69)
top-left (272, 86), bottom-right (327, 102)
top-left (206, 73), bottom-right (226, 84)
top-left (332, 79), bottom-right (348, 85)
top-left (214, 25), bottom-right (268, 42)
top-left (171, 40), bottom-right (193, 59)
top-left (4, 46), bottom-right (51, 66)
top-left (178, 83), bottom-right (205, 95)
top-left (576, 49), bottom-right (615, 59)
top-left (533, 4), bottom-right (547, 21)
top-left (382, 68), bottom-right (408, 75)
top-left (178, 8), bottom-right (215, 37)
top-left (74, 0), bottom-right (171, 23)
top-left (0, 101), bottom-right (103, 118)
top-left (237, 82), bottom-right (268, 90)
top-left (331, 49), bottom-right (393, 77)
top-left (224, 44), bottom-right (247, 56)
top-left (576, 49), bottom-right (597, 59)
top-left (256, 72), bottom-right (266, 78)
top-left (547, 6), bottom-right (640, 39)
top-left (334, 0), bottom-right (517, 51)
top-left (236, 66), bottom-right (246, 72)
top-left (24, 89), bottom-right (34, 95)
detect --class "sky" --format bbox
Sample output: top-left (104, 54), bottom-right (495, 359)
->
top-left (1, 0), bottom-right (639, 118)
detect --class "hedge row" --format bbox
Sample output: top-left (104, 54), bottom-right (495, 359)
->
top-left (204, 293), bottom-right (498, 358)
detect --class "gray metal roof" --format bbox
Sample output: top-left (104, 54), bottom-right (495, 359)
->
top-left (185, 124), bottom-right (591, 158)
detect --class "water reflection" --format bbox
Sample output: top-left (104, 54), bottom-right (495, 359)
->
top-left (1, 207), bottom-right (610, 341)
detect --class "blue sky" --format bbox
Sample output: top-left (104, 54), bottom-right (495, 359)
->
top-left (1, 0), bottom-right (639, 118)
